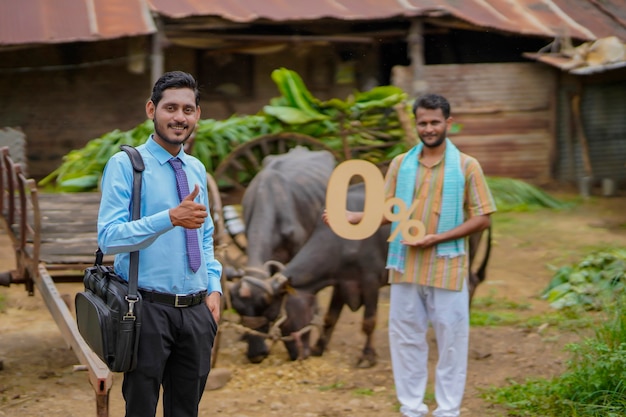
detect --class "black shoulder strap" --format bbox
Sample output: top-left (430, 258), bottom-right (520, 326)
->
top-left (120, 144), bottom-right (144, 222)
top-left (120, 144), bottom-right (145, 173)
top-left (118, 145), bottom-right (144, 300)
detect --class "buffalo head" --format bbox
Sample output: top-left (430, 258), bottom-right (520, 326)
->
top-left (228, 261), bottom-right (317, 363)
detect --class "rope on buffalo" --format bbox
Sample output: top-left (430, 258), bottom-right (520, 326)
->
top-left (220, 293), bottom-right (324, 359)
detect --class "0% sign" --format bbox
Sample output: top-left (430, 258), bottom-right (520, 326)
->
top-left (325, 160), bottom-right (425, 244)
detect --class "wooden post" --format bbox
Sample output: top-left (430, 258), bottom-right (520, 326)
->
top-left (571, 93), bottom-right (593, 178)
top-left (151, 17), bottom-right (165, 87)
top-left (407, 20), bottom-right (428, 97)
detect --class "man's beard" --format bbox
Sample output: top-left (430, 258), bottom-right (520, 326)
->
top-left (419, 131), bottom-right (446, 148)
top-left (153, 119), bottom-right (193, 146)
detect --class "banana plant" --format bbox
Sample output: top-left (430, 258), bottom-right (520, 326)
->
top-left (40, 68), bottom-right (412, 191)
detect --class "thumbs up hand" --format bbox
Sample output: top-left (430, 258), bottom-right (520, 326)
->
top-left (184, 184), bottom-right (200, 202)
top-left (169, 184), bottom-right (208, 229)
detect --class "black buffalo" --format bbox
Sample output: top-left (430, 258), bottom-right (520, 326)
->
top-left (241, 147), bottom-right (335, 271)
top-left (230, 183), bottom-right (389, 366)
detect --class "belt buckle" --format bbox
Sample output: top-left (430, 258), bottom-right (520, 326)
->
top-left (174, 294), bottom-right (189, 308)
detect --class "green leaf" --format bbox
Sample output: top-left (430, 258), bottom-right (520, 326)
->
top-left (58, 175), bottom-right (100, 192)
top-left (354, 85), bottom-right (406, 102)
top-left (263, 105), bottom-right (327, 124)
top-left (543, 282), bottom-right (572, 302)
top-left (549, 291), bottom-right (580, 309)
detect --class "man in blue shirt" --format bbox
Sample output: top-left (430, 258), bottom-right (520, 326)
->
top-left (98, 71), bottom-right (222, 417)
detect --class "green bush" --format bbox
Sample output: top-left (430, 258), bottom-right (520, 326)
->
top-left (543, 249), bottom-right (626, 310)
top-left (483, 295), bottom-right (626, 416)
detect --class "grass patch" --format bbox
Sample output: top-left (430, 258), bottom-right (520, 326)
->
top-left (470, 292), bottom-right (601, 331)
top-left (472, 293), bottom-right (532, 311)
top-left (486, 177), bottom-right (573, 212)
top-left (470, 310), bottom-right (523, 327)
top-left (522, 308), bottom-right (599, 332)
top-left (319, 382), bottom-right (345, 391)
top-left (353, 388), bottom-right (374, 396)
top-left (483, 296), bottom-right (626, 416)
top-left (470, 292), bottom-right (531, 327)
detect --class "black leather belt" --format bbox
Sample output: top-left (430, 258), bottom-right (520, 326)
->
top-left (139, 289), bottom-right (207, 308)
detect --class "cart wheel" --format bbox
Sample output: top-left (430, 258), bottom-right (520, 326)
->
top-left (214, 132), bottom-right (339, 195)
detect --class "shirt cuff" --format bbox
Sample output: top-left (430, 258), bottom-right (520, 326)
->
top-left (152, 209), bottom-right (176, 232)
top-left (207, 275), bottom-right (223, 294)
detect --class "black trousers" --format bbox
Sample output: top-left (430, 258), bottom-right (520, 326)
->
top-left (122, 299), bottom-right (218, 417)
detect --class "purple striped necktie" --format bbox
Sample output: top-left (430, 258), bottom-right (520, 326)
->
top-left (168, 157), bottom-right (202, 273)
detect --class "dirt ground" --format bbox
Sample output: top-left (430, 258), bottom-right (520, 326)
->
top-left (1, 190), bottom-right (625, 417)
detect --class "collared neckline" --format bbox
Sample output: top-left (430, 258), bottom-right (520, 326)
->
top-left (418, 138), bottom-right (448, 168)
top-left (146, 135), bottom-right (189, 166)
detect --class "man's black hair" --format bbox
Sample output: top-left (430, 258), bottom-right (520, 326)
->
top-left (412, 93), bottom-right (451, 119)
top-left (150, 71), bottom-right (200, 107)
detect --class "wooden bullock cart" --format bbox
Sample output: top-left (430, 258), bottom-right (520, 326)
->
top-left (0, 146), bottom-right (228, 417)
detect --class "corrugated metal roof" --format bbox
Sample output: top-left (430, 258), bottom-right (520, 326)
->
top-left (1, 0), bottom-right (625, 48)
top-left (0, 0), bottom-right (156, 47)
top-left (148, 0), bottom-right (626, 41)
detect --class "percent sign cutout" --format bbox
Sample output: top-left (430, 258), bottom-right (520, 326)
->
top-left (325, 160), bottom-right (425, 244)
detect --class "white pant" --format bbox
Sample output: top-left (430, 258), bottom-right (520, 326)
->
top-left (389, 281), bottom-right (469, 417)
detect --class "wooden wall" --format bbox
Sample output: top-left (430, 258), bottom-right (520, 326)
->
top-left (395, 62), bottom-right (557, 183)
top-left (2, 38), bottom-right (556, 184)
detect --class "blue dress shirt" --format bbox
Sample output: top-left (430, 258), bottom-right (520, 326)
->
top-left (97, 136), bottom-right (222, 295)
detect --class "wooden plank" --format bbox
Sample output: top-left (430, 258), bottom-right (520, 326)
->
top-left (36, 264), bottom-right (113, 417)
top-left (453, 133), bottom-right (552, 182)
top-left (35, 192), bottom-right (104, 270)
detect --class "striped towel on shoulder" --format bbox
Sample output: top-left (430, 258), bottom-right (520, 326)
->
top-left (386, 138), bottom-right (465, 273)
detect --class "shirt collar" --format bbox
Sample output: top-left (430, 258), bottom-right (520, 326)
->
top-left (146, 135), bottom-right (189, 165)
